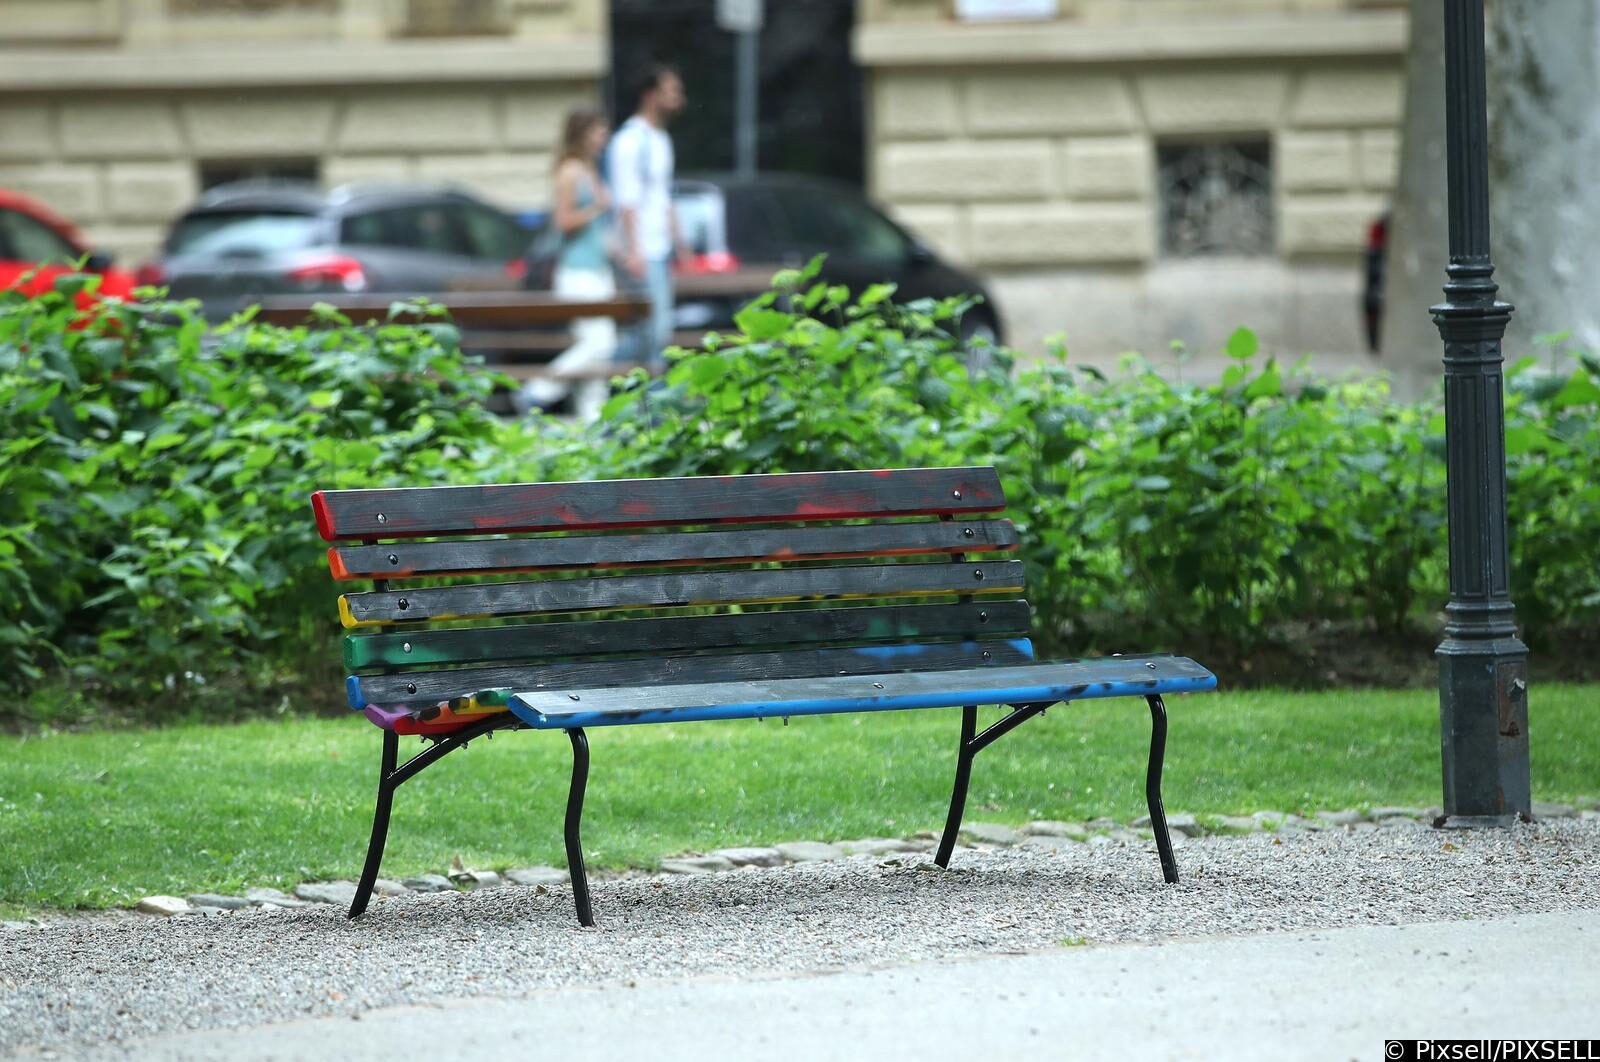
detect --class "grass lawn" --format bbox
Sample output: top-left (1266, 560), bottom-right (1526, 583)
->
top-left (1, 684), bottom-right (1594, 914)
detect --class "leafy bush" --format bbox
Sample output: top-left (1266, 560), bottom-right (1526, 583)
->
top-left (0, 280), bottom-right (522, 702)
top-left (3, 261), bottom-right (1597, 722)
top-left (595, 259), bottom-right (1598, 653)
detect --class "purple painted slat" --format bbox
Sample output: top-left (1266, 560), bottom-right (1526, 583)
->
top-left (362, 704), bottom-right (413, 730)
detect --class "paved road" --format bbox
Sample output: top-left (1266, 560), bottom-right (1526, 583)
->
top-left (66, 908), bottom-right (1598, 1061)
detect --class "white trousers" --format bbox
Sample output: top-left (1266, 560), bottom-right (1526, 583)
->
top-left (520, 266), bottom-right (617, 422)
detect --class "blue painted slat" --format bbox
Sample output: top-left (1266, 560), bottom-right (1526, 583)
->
top-left (346, 638), bottom-right (1037, 710)
top-left (507, 658), bottom-right (1215, 730)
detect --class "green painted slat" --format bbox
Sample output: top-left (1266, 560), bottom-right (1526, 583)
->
top-left (344, 601), bottom-right (1032, 670)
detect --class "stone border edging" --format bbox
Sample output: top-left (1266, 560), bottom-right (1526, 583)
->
top-left (111, 799), bottom-right (1598, 920)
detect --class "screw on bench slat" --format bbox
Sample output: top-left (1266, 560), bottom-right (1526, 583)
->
top-left (973, 569), bottom-right (984, 580)
top-left (388, 554), bottom-right (399, 565)
top-left (963, 527), bottom-right (974, 537)
top-left (396, 598), bottom-right (409, 610)
top-left (402, 642), bottom-right (412, 654)
top-left (376, 513), bottom-right (387, 524)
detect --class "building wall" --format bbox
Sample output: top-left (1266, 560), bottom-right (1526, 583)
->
top-left (0, 0), bottom-right (606, 265)
top-left (857, 0), bottom-right (1407, 367)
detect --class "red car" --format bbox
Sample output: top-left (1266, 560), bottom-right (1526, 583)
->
top-left (0, 188), bottom-right (136, 301)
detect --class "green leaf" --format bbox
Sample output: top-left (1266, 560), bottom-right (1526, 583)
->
top-left (52, 273), bottom-right (91, 298)
top-left (688, 353), bottom-right (730, 389)
top-left (1504, 425), bottom-right (1546, 455)
top-left (1507, 355), bottom-right (1540, 379)
top-left (733, 307), bottom-right (793, 341)
top-left (858, 283), bottom-right (897, 309)
top-left (1244, 364), bottom-right (1282, 399)
top-left (1552, 369), bottom-right (1600, 408)
top-left (1225, 327), bottom-right (1258, 361)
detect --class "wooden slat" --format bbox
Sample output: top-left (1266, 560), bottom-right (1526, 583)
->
top-left (310, 466), bottom-right (1004, 541)
top-left (253, 292), bottom-right (651, 329)
top-left (508, 657), bottom-right (1219, 729)
top-left (482, 362), bottom-right (648, 384)
top-left (339, 560), bottom-right (1024, 627)
top-left (344, 600), bottom-right (1032, 670)
top-left (350, 638), bottom-right (1037, 708)
top-left (328, 520), bottom-right (1020, 580)
top-left (459, 330), bottom-right (570, 354)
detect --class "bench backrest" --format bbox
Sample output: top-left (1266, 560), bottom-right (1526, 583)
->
top-left (313, 467), bottom-right (1036, 713)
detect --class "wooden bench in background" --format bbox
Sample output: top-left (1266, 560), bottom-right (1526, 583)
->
top-left (312, 466), bottom-right (1218, 926)
top-left (255, 291), bottom-right (654, 387)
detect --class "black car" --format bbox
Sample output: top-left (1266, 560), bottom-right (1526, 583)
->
top-left (151, 181), bottom-right (532, 319)
top-left (670, 174), bottom-right (1003, 345)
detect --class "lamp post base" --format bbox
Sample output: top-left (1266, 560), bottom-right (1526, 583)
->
top-left (1434, 813), bottom-right (1530, 830)
top-left (1437, 636), bottom-right (1531, 824)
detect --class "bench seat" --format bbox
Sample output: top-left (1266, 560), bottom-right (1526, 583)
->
top-left (508, 657), bottom-right (1215, 729)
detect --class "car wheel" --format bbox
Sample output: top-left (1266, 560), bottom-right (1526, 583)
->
top-left (958, 311), bottom-right (1000, 376)
top-left (959, 313), bottom-right (998, 345)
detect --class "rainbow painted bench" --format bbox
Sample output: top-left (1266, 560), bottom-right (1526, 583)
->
top-left (313, 466), bottom-right (1217, 926)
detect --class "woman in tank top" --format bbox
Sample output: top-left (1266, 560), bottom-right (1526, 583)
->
top-left (516, 107), bottom-right (617, 420)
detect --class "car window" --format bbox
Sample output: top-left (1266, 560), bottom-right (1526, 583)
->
top-left (674, 191), bottom-right (726, 256)
top-left (167, 211), bottom-right (322, 256)
top-left (340, 204), bottom-right (472, 257)
top-left (0, 208), bottom-right (81, 263)
top-left (455, 203), bottom-right (529, 261)
top-left (722, 188), bottom-right (787, 260)
top-left (766, 186), bottom-right (910, 262)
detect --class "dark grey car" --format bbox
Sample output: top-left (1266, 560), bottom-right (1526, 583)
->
top-left (155, 181), bottom-right (531, 319)
top-left (671, 174), bottom-right (1004, 345)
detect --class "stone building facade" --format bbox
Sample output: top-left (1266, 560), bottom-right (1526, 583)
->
top-left (0, 0), bottom-right (604, 266)
top-left (858, 0), bottom-right (1406, 361)
top-left (2, 0), bottom-right (1406, 360)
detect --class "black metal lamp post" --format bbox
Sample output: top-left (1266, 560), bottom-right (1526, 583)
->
top-left (1432, 0), bottom-right (1531, 827)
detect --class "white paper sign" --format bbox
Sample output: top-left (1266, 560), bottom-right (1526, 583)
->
top-left (954, 0), bottom-right (1058, 21)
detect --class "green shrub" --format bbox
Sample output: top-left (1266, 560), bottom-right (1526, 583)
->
top-left (3, 260), bottom-right (1596, 721)
top-left (0, 281), bottom-right (519, 700)
top-left (594, 259), bottom-right (1597, 654)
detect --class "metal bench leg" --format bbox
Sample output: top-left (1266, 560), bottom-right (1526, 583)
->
top-left (565, 727), bottom-right (595, 927)
top-left (350, 728), bottom-right (399, 919)
top-left (1145, 694), bottom-right (1179, 884)
top-left (934, 705), bottom-right (979, 868)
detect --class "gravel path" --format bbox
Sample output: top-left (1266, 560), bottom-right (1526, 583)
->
top-left (3, 819), bottom-right (1598, 1057)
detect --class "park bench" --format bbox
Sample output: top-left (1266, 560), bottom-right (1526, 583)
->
top-left (312, 466), bottom-right (1217, 926)
top-left (255, 290), bottom-right (655, 391)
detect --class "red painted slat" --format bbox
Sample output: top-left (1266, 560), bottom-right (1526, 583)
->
top-left (309, 467), bottom-right (1004, 542)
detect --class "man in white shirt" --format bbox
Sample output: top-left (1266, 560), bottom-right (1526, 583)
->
top-left (609, 64), bottom-right (688, 369)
